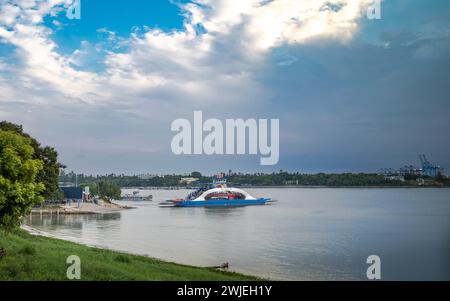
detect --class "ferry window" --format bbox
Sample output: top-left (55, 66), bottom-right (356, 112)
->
top-left (228, 193), bottom-right (245, 200)
top-left (205, 192), bottom-right (246, 200)
top-left (205, 193), bottom-right (227, 200)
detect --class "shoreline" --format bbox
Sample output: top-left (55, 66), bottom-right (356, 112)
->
top-left (123, 185), bottom-right (450, 189)
top-left (31, 202), bottom-right (135, 215)
top-left (235, 185), bottom-right (449, 189)
top-left (2, 226), bottom-right (261, 281)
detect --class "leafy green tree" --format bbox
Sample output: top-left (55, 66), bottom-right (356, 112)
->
top-left (48, 189), bottom-right (65, 201)
top-left (0, 121), bottom-right (65, 199)
top-left (0, 131), bottom-right (45, 230)
top-left (86, 181), bottom-right (121, 200)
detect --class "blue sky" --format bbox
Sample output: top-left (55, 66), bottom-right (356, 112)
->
top-left (45, 1), bottom-right (186, 53)
top-left (1, 0), bottom-right (449, 174)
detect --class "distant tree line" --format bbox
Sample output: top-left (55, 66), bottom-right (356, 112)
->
top-left (57, 170), bottom-right (448, 188)
top-left (227, 172), bottom-right (402, 187)
top-left (60, 172), bottom-right (184, 188)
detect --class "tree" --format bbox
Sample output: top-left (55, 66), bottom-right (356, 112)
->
top-left (0, 131), bottom-right (45, 230)
top-left (0, 121), bottom-right (65, 199)
top-left (86, 181), bottom-right (121, 200)
top-left (191, 171), bottom-right (202, 178)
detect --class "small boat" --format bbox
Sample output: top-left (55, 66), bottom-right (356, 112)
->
top-left (160, 181), bottom-right (271, 208)
top-left (122, 190), bottom-right (153, 201)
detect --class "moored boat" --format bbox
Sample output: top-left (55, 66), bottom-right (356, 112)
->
top-left (160, 180), bottom-right (272, 208)
top-left (122, 190), bottom-right (153, 201)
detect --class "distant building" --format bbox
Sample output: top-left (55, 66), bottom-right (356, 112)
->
top-left (385, 175), bottom-right (405, 182)
top-left (61, 187), bottom-right (83, 200)
top-left (58, 182), bottom-right (76, 188)
top-left (179, 177), bottom-right (199, 185)
top-left (416, 178), bottom-right (425, 186)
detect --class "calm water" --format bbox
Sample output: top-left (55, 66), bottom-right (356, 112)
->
top-left (26, 188), bottom-right (450, 280)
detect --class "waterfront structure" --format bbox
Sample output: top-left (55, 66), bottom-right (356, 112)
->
top-left (419, 154), bottom-right (443, 177)
top-left (61, 187), bottom-right (83, 200)
top-left (179, 177), bottom-right (200, 185)
top-left (380, 155), bottom-right (444, 179)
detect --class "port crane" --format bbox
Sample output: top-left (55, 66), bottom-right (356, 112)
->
top-left (419, 154), bottom-right (442, 177)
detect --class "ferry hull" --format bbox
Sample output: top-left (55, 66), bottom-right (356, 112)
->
top-left (175, 198), bottom-right (270, 207)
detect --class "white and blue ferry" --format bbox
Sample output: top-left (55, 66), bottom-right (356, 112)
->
top-left (160, 179), bottom-right (272, 208)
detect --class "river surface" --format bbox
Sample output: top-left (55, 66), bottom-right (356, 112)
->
top-left (26, 188), bottom-right (450, 280)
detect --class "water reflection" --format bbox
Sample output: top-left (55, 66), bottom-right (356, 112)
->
top-left (26, 188), bottom-right (450, 280)
top-left (203, 207), bottom-right (247, 219)
top-left (29, 213), bottom-right (121, 227)
top-left (28, 213), bottom-right (122, 244)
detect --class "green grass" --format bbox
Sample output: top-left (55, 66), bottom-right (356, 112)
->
top-left (0, 229), bottom-right (260, 281)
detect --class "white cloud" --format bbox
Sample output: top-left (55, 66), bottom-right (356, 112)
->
top-left (186, 0), bottom-right (373, 51)
top-left (0, 0), bottom-right (372, 107)
top-left (0, 0), bottom-right (374, 170)
top-left (0, 0), bottom-right (105, 104)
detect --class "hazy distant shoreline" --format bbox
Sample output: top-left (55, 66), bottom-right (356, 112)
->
top-left (122, 185), bottom-right (450, 190)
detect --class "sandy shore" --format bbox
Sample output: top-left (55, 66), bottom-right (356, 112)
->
top-left (31, 202), bottom-right (134, 215)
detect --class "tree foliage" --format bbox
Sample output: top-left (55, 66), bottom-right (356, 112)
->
top-left (85, 181), bottom-right (121, 200)
top-left (191, 171), bottom-right (202, 178)
top-left (60, 171), bottom-right (409, 188)
top-left (0, 131), bottom-right (45, 230)
top-left (227, 172), bottom-right (398, 187)
top-left (0, 121), bottom-right (65, 199)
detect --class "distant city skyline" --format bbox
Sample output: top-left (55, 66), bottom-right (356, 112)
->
top-left (1, 0), bottom-right (449, 174)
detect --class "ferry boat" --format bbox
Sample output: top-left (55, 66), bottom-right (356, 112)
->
top-left (160, 178), bottom-right (272, 208)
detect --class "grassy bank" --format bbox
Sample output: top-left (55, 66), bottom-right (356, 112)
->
top-left (0, 229), bottom-right (259, 281)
